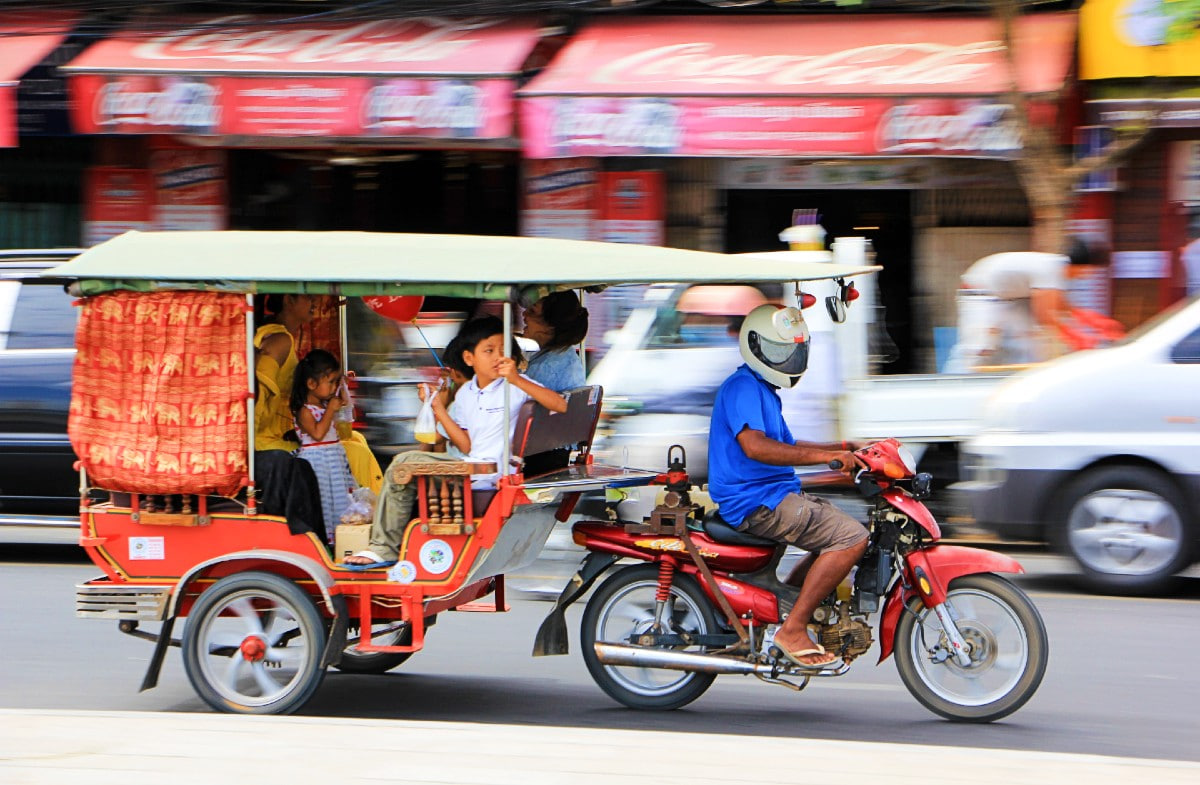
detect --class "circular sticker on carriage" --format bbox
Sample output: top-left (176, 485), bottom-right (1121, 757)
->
top-left (388, 560), bottom-right (417, 584)
top-left (418, 539), bottom-right (453, 575)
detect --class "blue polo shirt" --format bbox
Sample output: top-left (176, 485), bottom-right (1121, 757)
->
top-left (707, 364), bottom-right (801, 527)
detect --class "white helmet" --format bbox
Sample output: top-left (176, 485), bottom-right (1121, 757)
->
top-left (739, 304), bottom-right (811, 388)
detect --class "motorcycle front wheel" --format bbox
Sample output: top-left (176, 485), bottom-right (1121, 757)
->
top-left (895, 574), bottom-right (1048, 723)
top-left (581, 564), bottom-right (718, 710)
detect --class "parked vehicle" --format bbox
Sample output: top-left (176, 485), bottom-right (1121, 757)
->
top-left (0, 250), bottom-right (84, 536)
top-left (543, 439), bottom-right (1047, 722)
top-left (59, 230), bottom-right (888, 716)
top-left (960, 294), bottom-right (1200, 593)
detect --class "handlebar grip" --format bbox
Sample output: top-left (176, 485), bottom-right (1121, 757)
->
top-left (829, 459), bottom-right (844, 471)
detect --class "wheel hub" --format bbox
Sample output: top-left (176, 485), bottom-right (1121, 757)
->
top-left (239, 635), bottom-right (268, 663)
top-left (944, 622), bottom-right (995, 673)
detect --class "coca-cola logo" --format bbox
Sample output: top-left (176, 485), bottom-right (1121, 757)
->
top-left (97, 80), bottom-right (220, 130)
top-left (551, 99), bottom-right (682, 153)
top-left (131, 15), bottom-right (497, 66)
top-left (876, 103), bottom-right (1021, 154)
top-left (594, 41), bottom-right (1001, 88)
top-left (363, 82), bottom-right (484, 133)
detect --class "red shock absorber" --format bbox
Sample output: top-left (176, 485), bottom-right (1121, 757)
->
top-left (655, 558), bottom-right (676, 602)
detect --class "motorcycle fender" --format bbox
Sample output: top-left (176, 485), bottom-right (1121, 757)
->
top-left (876, 545), bottom-right (1025, 664)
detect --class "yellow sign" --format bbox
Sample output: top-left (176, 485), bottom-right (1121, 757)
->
top-left (1081, 0), bottom-right (1200, 79)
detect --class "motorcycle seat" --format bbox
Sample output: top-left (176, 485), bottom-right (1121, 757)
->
top-left (701, 509), bottom-right (778, 548)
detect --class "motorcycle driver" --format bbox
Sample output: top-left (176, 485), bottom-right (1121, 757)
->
top-left (708, 304), bottom-right (868, 670)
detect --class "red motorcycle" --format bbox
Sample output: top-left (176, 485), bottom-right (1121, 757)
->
top-left (535, 440), bottom-right (1048, 722)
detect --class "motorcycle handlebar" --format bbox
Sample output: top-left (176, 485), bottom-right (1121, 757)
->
top-left (829, 459), bottom-right (844, 471)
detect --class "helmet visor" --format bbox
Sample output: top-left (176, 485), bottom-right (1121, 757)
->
top-left (748, 331), bottom-right (810, 376)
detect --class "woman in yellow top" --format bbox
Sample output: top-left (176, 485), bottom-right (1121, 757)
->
top-left (255, 294), bottom-right (383, 494)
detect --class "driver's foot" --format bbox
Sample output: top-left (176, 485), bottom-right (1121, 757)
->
top-left (774, 632), bottom-right (838, 668)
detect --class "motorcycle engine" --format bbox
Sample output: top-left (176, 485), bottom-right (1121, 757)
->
top-left (816, 612), bottom-right (875, 662)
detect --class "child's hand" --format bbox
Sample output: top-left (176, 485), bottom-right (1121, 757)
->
top-left (326, 395), bottom-right (344, 414)
top-left (497, 357), bottom-right (519, 381)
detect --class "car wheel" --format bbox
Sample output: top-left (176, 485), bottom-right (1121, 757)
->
top-left (1054, 465), bottom-right (1193, 594)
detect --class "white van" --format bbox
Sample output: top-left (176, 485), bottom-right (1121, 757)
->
top-left (959, 295), bottom-right (1200, 593)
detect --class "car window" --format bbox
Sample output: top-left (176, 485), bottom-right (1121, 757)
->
top-left (6, 283), bottom-right (76, 349)
top-left (1170, 326), bottom-right (1200, 364)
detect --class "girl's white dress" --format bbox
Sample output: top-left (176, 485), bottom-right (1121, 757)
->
top-left (296, 403), bottom-right (358, 542)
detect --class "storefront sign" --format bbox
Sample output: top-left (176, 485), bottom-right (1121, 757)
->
top-left (523, 96), bottom-right (1022, 158)
top-left (63, 16), bottom-right (539, 140)
top-left (521, 159), bottom-right (598, 240)
top-left (1170, 141), bottom-right (1200, 204)
top-left (595, 171), bottom-right (664, 245)
top-left (151, 148), bottom-right (227, 231)
top-left (83, 167), bottom-right (154, 246)
top-left (1080, 0), bottom-right (1200, 79)
top-left (70, 74), bottom-right (516, 139)
top-left (1112, 250), bottom-right (1170, 278)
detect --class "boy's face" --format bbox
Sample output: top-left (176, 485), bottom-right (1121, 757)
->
top-left (464, 334), bottom-right (504, 380)
top-left (309, 370), bottom-right (341, 401)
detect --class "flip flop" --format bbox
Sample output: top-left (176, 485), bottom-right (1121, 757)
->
top-left (776, 643), bottom-right (842, 672)
top-left (340, 551), bottom-right (397, 572)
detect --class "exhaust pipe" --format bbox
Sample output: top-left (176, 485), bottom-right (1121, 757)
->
top-left (594, 642), bottom-right (772, 676)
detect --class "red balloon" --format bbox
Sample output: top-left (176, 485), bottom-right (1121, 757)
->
top-left (363, 295), bottom-right (424, 323)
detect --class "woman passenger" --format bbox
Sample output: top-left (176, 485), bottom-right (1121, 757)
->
top-left (520, 290), bottom-right (588, 392)
top-left (256, 294), bottom-right (383, 494)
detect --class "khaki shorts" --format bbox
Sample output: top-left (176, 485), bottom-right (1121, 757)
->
top-left (742, 493), bottom-right (867, 554)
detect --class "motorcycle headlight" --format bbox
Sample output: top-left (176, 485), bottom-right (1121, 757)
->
top-left (897, 445), bottom-right (917, 475)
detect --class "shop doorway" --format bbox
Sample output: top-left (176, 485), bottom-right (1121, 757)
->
top-left (725, 188), bottom-right (915, 373)
top-left (229, 149), bottom-right (519, 236)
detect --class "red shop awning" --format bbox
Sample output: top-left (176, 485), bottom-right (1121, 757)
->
top-left (519, 14), bottom-right (1077, 159)
top-left (0, 12), bottom-right (75, 147)
top-left (63, 15), bottom-right (545, 142)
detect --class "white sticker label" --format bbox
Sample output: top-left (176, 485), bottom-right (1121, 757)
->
top-left (128, 537), bottom-right (165, 560)
top-left (418, 539), bottom-right (453, 575)
top-left (388, 560), bottom-right (417, 584)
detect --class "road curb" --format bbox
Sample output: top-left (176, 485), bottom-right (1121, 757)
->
top-left (1, 709), bottom-right (1196, 784)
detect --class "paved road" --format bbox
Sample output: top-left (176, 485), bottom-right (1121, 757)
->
top-left (2, 545), bottom-right (1198, 767)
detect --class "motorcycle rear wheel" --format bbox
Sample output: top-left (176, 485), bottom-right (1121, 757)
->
top-left (895, 574), bottom-right (1047, 723)
top-left (581, 564), bottom-right (718, 710)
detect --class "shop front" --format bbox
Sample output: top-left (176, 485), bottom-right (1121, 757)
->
top-left (1080, 0), bottom-right (1200, 326)
top-left (518, 14), bottom-right (1076, 372)
top-left (60, 14), bottom-right (552, 242)
top-left (0, 10), bottom-right (86, 247)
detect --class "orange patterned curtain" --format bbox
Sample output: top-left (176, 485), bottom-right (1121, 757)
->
top-left (295, 295), bottom-right (341, 362)
top-left (69, 291), bottom-right (251, 497)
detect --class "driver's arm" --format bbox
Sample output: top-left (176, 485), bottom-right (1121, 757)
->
top-left (736, 427), bottom-right (858, 472)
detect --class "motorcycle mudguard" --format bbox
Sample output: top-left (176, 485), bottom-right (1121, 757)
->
top-left (532, 552), bottom-right (620, 657)
top-left (876, 545), bottom-right (1025, 663)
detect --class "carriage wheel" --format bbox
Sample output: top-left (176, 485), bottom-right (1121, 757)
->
top-left (182, 571), bottom-right (327, 715)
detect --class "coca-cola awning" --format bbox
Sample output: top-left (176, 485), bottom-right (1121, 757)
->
top-left (63, 15), bottom-right (545, 142)
top-left (520, 14), bottom-right (1077, 159)
top-left (0, 12), bottom-right (75, 147)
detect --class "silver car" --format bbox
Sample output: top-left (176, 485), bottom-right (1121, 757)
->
top-left (960, 295), bottom-right (1200, 593)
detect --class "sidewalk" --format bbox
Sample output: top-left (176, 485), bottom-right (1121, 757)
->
top-left (2, 709), bottom-right (1197, 785)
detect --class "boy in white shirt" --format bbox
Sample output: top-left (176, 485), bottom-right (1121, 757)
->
top-left (344, 316), bottom-right (566, 568)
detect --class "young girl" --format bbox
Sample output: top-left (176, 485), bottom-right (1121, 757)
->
top-left (290, 349), bottom-right (358, 543)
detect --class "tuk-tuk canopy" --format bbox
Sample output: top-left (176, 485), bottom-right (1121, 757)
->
top-left (48, 231), bottom-right (879, 298)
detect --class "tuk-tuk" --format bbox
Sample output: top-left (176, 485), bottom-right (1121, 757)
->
top-left (54, 230), bottom-right (875, 715)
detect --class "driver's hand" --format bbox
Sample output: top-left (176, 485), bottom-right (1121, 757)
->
top-left (830, 450), bottom-right (860, 476)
